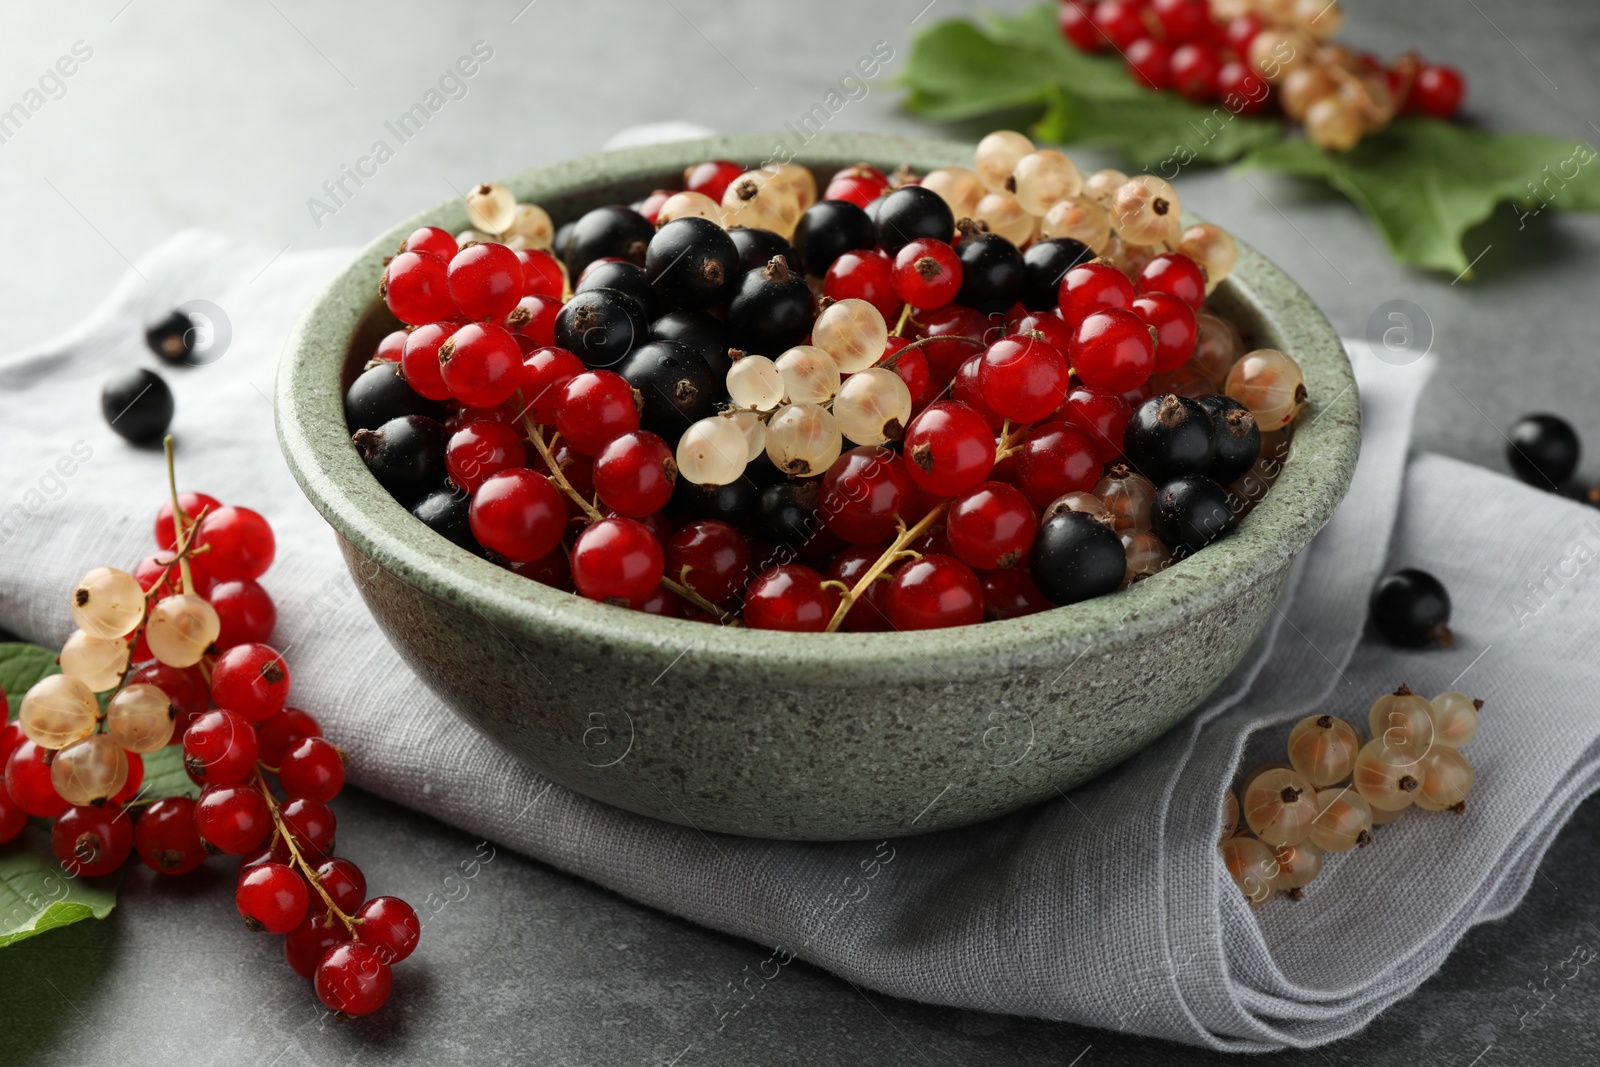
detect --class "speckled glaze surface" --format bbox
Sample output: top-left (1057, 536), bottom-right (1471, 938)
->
top-left (275, 133), bottom-right (1360, 841)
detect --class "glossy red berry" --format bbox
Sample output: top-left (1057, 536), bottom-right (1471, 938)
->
top-left (0, 784), bottom-right (27, 844)
top-left (823, 165), bottom-right (891, 208)
top-left (823, 249), bottom-right (902, 324)
top-left (0, 721), bottom-right (21, 767)
top-left (281, 797), bottom-right (337, 860)
top-left (1139, 252), bottom-right (1207, 310)
top-left (194, 783), bottom-right (272, 854)
top-left (278, 737), bottom-right (345, 802)
top-left (1152, 0), bottom-right (1209, 41)
top-left (515, 247), bottom-right (565, 299)
top-left (744, 565), bottom-right (840, 632)
top-left (825, 544), bottom-right (896, 632)
top-left (555, 370), bottom-right (641, 456)
top-left (402, 225), bottom-right (458, 261)
top-left (467, 468), bottom-right (566, 563)
top-left (571, 517), bottom-right (664, 605)
top-left (819, 446), bottom-right (914, 544)
top-left (381, 251), bottom-right (453, 325)
top-left (1169, 42), bottom-right (1221, 102)
top-left (374, 329), bottom-right (407, 363)
top-left (211, 643), bottom-right (290, 722)
top-left (1132, 292), bottom-right (1199, 372)
top-left (947, 482), bottom-right (1039, 570)
top-left (315, 857), bottom-right (368, 913)
top-left (134, 549), bottom-right (213, 601)
top-left (685, 159), bottom-right (746, 202)
top-left (1058, 1), bottom-right (1105, 51)
top-left (1224, 13), bottom-right (1264, 54)
top-left (1016, 423), bottom-right (1102, 506)
top-left (1217, 61), bottom-right (1271, 114)
top-left (155, 491), bottom-right (223, 550)
top-left (915, 304), bottom-right (998, 380)
top-left (506, 294), bottom-right (562, 349)
top-left (195, 506), bottom-right (276, 582)
top-left (1010, 310), bottom-right (1075, 355)
top-left (237, 861), bottom-right (309, 934)
top-left (1071, 308), bottom-right (1156, 392)
top-left (594, 431), bottom-right (677, 517)
top-left (665, 520), bottom-right (749, 605)
top-left (1060, 386), bottom-right (1132, 463)
top-left (134, 796), bottom-right (208, 875)
top-left (355, 896), bottom-right (421, 964)
top-left (112, 751), bottom-right (145, 806)
top-left (399, 322), bottom-right (459, 403)
top-left (52, 804), bottom-right (133, 878)
top-left (1093, 0), bottom-right (1146, 49)
top-left (184, 709), bottom-right (260, 784)
top-left (978, 334), bottom-right (1070, 423)
top-left (447, 242), bottom-right (523, 321)
top-left (1411, 64), bottom-right (1464, 118)
top-left (6, 741), bottom-right (70, 818)
top-left (257, 707), bottom-right (322, 767)
top-left (209, 578), bottom-right (277, 650)
top-left (436, 323), bottom-right (522, 409)
top-left (1059, 262), bottom-right (1137, 328)
top-left (952, 355), bottom-right (1005, 431)
top-left (979, 566), bottom-right (1055, 620)
top-left (1125, 37), bottom-right (1173, 91)
top-left (902, 401), bottom-right (997, 498)
top-left (885, 339), bottom-right (936, 413)
top-left (446, 420), bottom-right (526, 494)
top-left (521, 346), bottom-right (586, 425)
top-left (316, 942), bottom-right (393, 1016)
top-left (130, 662), bottom-right (211, 731)
top-left (892, 238), bottom-right (963, 309)
top-left (887, 554), bottom-right (984, 630)
top-left (286, 913), bottom-right (353, 980)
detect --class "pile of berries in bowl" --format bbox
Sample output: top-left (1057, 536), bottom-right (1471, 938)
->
top-left (343, 129), bottom-right (1309, 634)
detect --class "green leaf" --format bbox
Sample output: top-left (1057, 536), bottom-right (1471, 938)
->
top-left (0, 825), bottom-right (118, 949)
top-left (1238, 120), bottom-right (1600, 274)
top-left (137, 745), bottom-right (200, 802)
top-left (0, 643), bottom-right (60, 707)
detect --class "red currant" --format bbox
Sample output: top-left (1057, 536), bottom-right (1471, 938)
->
top-left (210, 578), bottom-right (277, 650)
top-left (194, 783), bottom-right (272, 854)
top-left (1133, 292), bottom-right (1199, 372)
top-left (594, 430), bottom-right (677, 517)
top-left (112, 751), bottom-right (144, 806)
top-left (555, 370), bottom-right (641, 456)
top-left (446, 420), bottom-right (526, 494)
top-left (1139, 252), bottom-right (1207, 310)
top-left (1152, 0), bottom-right (1209, 41)
top-left (1169, 42), bottom-right (1221, 102)
top-left (1217, 61), bottom-right (1270, 114)
top-left (184, 709), bottom-right (260, 784)
top-left (315, 942), bottom-right (393, 1016)
top-left (130, 662), bottom-right (211, 731)
top-left (237, 861), bottom-right (310, 934)
top-left (134, 796), bottom-right (208, 875)
top-left (381, 251), bottom-right (453, 325)
top-left (665, 520), bottom-right (749, 605)
top-left (211, 643), bottom-right (290, 722)
top-left (355, 896), bottom-right (421, 964)
top-left (258, 707), bottom-right (322, 767)
top-left (823, 249), bottom-right (902, 324)
top-left (571, 517), bottom-right (664, 605)
top-left (52, 804), bottom-right (133, 878)
top-left (823, 165), bottom-right (891, 208)
top-left (978, 334), bottom-right (1070, 423)
top-left (947, 482), bottom-right (1039, 570)
top-left (313, 857), bottom-right (367, 913)
top-left (892, 238), bottom-right (963, 309)
top-left (282, 797), bottom-right (337, 859)
top-left (1411, 64), bottom-right (1464, 118)
top-left (1093, 0), bottom-right (1146, 49)
top-left (521, 346), bottom-right (586, 424)
top-left (6, 741), bottom-right (70, 818)
top-left (885, 339), bottom-right (936, 413)
top-left (819, 446), bottom-right (914, 544)
top-left (515, 247), bottom-right (565, 300)
top-left (979, 566), bottom-right (1055, 620)
top-left (506, 294), bottom-right (562, 349)
top-left (1125, 37), bottom-right (1173, 91)
top-left (1059, 262), bottom-right (1136, 328)
top-left (155, 491), bottom-right (223, 550)
top-left (1224, 13), bottom-right (1264, 54)
top-left (374, 329), bottom-right (407, 363)
top-left (744, 565), bottom-right (839, 632)
top-left (824, 543), bottom-right (896, 632)
top-left (914, 304), bottom-right (997, 380)
top-left (447, 242), bottom-right (523, 321)
top-left (685, 159), bottom-right (746, 202)
top-left (467, 469), bottom-right (566, 563)
top-left (1010, 310), bottom-right (1074, 355)
top-left (637, 189), bottom-right (673, 225)
top-left (1070, 308), bottom-right (1156, 392)
top-left (902, 401), bottom-right (997, 498)
top-left (438, 322), bottom-right (523, 409)
top-left (887, 554), bottom-right (984, 630)
top-left (1016, 423), bottom-right (1102, 506)
top-left (1058, 1), bottom-right (1104, 51)
top-left (279, 737), bottom-right (345, 802)
top-left (286, 913), bottom-right (353, 980)
top-left (0, 785), bottom-right (27, 844)
top-left (134, 549), bottom-right (214, 601)
top-left (399, 322), bottom-right (459, 403)
top-left (195, 506), bottom-right (276, 582)
top-left (512, 548), bottom-right (575, 591)
top-left (402, 225), bottom-right (458, 261)
top-left (1060, 386), bottom-right (1132, 463)
top-left (0, 720), bottom-right (21, 767)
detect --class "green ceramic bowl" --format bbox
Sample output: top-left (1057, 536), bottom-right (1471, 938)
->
top-left (276, 133), bottom-right (1359, 841)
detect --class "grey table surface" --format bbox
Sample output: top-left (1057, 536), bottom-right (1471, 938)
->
top-left (2, 0), bottom-right (1598, 1064)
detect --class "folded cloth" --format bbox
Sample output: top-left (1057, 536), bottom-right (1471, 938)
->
top-left (3, 230), bottom-right (1596, 1051)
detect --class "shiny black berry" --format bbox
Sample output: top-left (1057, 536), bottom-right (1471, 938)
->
top-left (1151, 475), bottom-right (1236, 555)
top-left (1506, 413), bottom-right (1580, 489)
top-left (725, 257), bottom-right (815, 356)
top-left (727, 227), bottom-right (798, 275)
top-left (874, 185), bottom-right (955, 256)
top-left (352, 415), bottom-right (449, 508)
top-left (575, 259), bottom-right (660, 320)
top-left (756, 481), bottom-right (819, 546)
top-left (644, 217), bottom-right (739, 312)
top-left (1369, 568), bottom-right (1453, 647)
top-left (651, 310), bottom-right (733, 381)
top-left (1124, 395), bottom-right (1218, 485)
top-left (554, 287), bottom-right (647, 369)
top-left (1196, 395), bottom-right (1261, 485)
top-left (1030, 511), bottom-right (1126, 605)
top-left (792, 200), bottom-right (876, 276)
top-left (668, 477), bottom-right (756, 526)
top-left (145, 309), bottom-right (198, 364)
top-left (954, 228), bottom-right (1024, 313)
top-left (412, 486), bottom-right (482, 554)
top-left (101, 368), bottom-right (174, 445)
top-left (615, 340), bottom-right (718, 444)
top-left (1020, 238), bottom-right (1092, 311)
top-left (562, 205), bottom-right (653, 276)
top-left (344, 361), bottom-right (445, 432)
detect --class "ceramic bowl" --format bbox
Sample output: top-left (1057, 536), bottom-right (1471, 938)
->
top-left (276, 132), bottom-right (1359, 841)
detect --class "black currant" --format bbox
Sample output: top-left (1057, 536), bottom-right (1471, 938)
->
top-left (352, 415), bottom-right (449, 508)
top-left (1151, 475), bottom-right (1236, 555)
top-left (874, 185), bottom-right (955, 256)
top-left (552, 218), bottom-right (577, 264)
top-left (1030, 511), bottom-right (1126, 605)
top-left (554, 287), bottom-right (647, 369)
top-left (412, 486), bottom-right (483, 554)
top-left (1124, 395), bottom-right (1218, 485)
top-left (101, 368), bottom-right (174, 445)
top-left (727, 227), bottom-right (799, 275)
top-left (575, 259), bottom-right (660, 320)
top-left (561, 205), bottom-right (653, 276)
top-left (344, 361), bottom-right (445, 431)
top-left (644, 217), bottom-right (739, 312)
top-left (668, 476), bottom-right (756, 526)
top-left (1506, 413), bottom-right (1580, 489)
top-left (145, 309), bottom-right (198, 364)
top-left (791, 199), bottom-right (876, 276)
top-left (1196, 395), bottom-right (1261, 485)
top-left (725, 257), bottom-right (815, 356)
top-left (1369, 568), bottom-right (1453, 647)
top-left (650, 310), bottom-right (733, 381)
top-left (1020, 237), bottom-right (1092, 311)
top-left (741, 451), bottom-right (788, 490)
top-left (615, 339), bottom-right (719, 443)
top-left (954, 227), bottom-right (1025, 313)
top-left (756, 480), bottom-right (819, 546)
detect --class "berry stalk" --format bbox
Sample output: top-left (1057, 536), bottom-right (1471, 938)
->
top-left (823, 502), bottom-right (949, 633)
top-left (253, 768), bottom-right (360, 933)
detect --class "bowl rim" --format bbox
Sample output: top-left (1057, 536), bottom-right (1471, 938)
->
top-left (275, 132), bottom-right (1360, 686)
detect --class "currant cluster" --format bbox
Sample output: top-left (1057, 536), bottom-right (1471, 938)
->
top-left (0, 448), bottom-right (416, 1017)
top-left (351, 130), bottom-right (1307, 632)
top-left (1220, 684), bottom-right (1480, 906)
top-left (1059, 0), bottom-right (1466, 150)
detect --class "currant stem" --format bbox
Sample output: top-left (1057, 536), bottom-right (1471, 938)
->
top-left (516, 392), bottom-right (603, 524)
top-left (253, 767), bottom-right (360, 933)
top-left (660, 576), bottom-right (737, 623)
top-left (162, 436), bottom-right (196, 595)
top-left (823, 502), bottom-right (950, 633)
top-left (879, 334), bottom-right (985, 370)
top-left (892, 303), bottom-right (913, 337)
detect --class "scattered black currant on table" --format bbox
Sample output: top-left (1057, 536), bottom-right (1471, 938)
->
top-left (101, 367), bottom-right (175, 445)
top-left (1506, 413), bottom-right (1580, 490)
top-left (1369, 568), bottom-right (1453, 647)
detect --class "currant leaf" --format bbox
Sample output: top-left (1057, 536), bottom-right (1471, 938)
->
top-left (0, 643), bottom-right (61, 704)
top-left (0, 825), bottom-right (118, 950)
top-left (136, 745), bottom-right (202, 803)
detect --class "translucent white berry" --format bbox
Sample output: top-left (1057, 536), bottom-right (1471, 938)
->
top-left (676, 417), bottom-right (748, 487)
top-left (726, 355), bottom-right (786, 412)
top-left (466, 182), bottom-right (517, 235)
top-left (145, 593), bottom-right (221, 668)
top-left (58, 630), bottom-right (130, 692)
top-left (19, 673), bottom-right (100, 750)
top-left (765, 403), bottom-right (842, 478)
top-left (775, 346), bottom-right (841, 405)
top-left (812, 298), bottom-right (888, 374)
top-left (71, 567), bottom-right (145, 640)
top-left (834, 368), bottom-right (912, 447)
